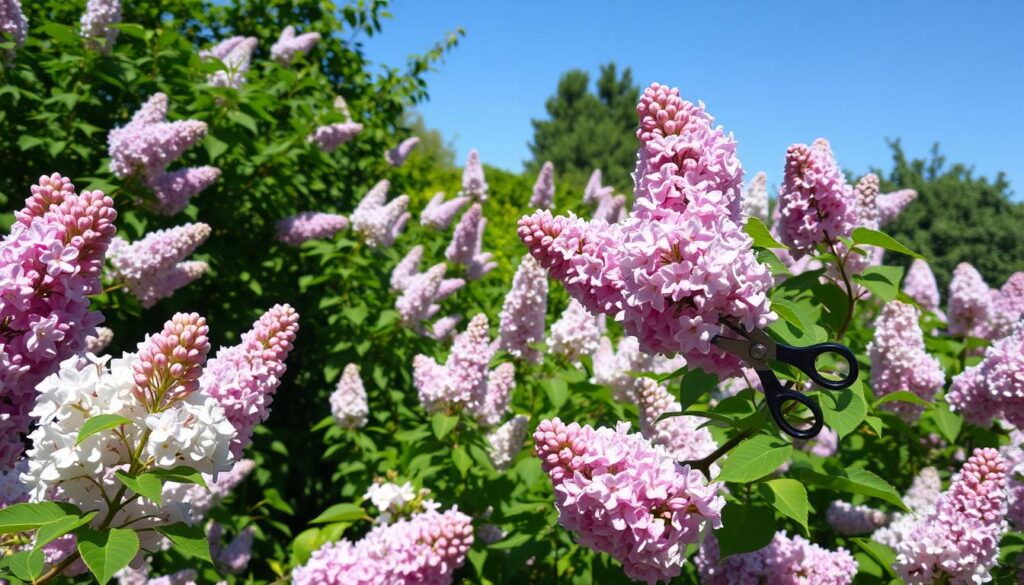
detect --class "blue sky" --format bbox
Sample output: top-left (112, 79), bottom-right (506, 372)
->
top-left (363, 0), bottom-right (1023, 196)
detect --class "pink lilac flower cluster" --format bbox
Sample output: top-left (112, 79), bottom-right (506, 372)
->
top-left (741, 170), bottom-right (769, 224)
top-left (947, 322), bottom-right (1024, 428)
top-left (131, 312), bottom-right (211, 409)
top-left (1002, 431), bottom-right (1024, 531)
top-left (867, 301), bottom-right (945, 421)
top-left (420, 192), bottom-right (470, 230)
top-left (534, 417), bottom-right (723, 583)
top-left (1, 0), bottom-right (27, 58)
top-left (496, 255), bottom-right (548, 363)
top-left (330, 363), bottom-right (369, 430)
top-left (696, 532), bottom-right (858, 585)
top-left (877, 188), bottom-right (918, 225)
top-left (201, 36), bottom-right (258, 89)
top-left (107, 222), bottom-right (210, 307)
top-left (309, 96), bottom-right (363, 153)
top-left (530, 161), bottom-right (555, 209)
top-left (270, 25), bottom-right (321, 64)
top-left (0, 173), bottom-right (116, 466)
top-left (350, 180), bottom-right (410, 248)
top-left (947, 262), bottom-right (992, 337)
top-left (894, 448), bottom-right (1008, 584)
top-left (412, 314), bottom-right (515, 425)
top-left (987, 271), bottom-right (1024, 340)
top-left (583, 169), bottom-right (614, 205)
top-left (445, 203), bottom-right (495, 279)
top-left (826, 500), bottom-right (890, 536)
top-left (385, 136), bottom-right (420, 167)
top-left (486, 414), bottom-right (528, 470)
top-left (428, 315), bottom-right (462, 341)
top-left (391, 249), bottom-right (464, 332)
top-left (200, 304), bottom-right (300, 457)
top-left (775, 138), bottom-right (857, 255)
top-left (634, 377), bottom-right (718, 465)
top-left (79, 0), bottom-right (121, 53)
top-left (519, 83), bottom-right (775, 378)
top-left (107, 93), bottom-right (219, 215)
top-left (292, 507), bottom-right (474, 585)
top-left (873, 466), bottom-right (942, 548)
top-left (119, 565), bottom-right (199, 585)
top-left (210, 523), bottom-right (254, 575)
top-left (593, 192), bottom-right (627, 224)
top-left (903, 258), bottom-right (942, 315)
top-left (547, 299), bottom-right (603, 364)
top-left (459, 148), bottom-right (488, 201)
top-left (276, 212), bottom-right (349, 246)
top-left (590, 335), bottom-right (685, 401)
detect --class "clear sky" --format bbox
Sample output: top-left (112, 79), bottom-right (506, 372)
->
top-left (363, 0), bottom-right (1023, 196)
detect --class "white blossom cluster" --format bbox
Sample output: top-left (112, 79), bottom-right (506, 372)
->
top-left (364, 480), bottom-right (439, 525)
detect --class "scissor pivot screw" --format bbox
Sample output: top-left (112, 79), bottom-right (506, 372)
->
top-left (750, 343), bottom-right (768, 360)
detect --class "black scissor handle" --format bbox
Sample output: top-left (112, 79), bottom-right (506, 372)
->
top-left (775, 342), bottom-right (858, 390)
top-left (766, 383), bottom-right (824, 440)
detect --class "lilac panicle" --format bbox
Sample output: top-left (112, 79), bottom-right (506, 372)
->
top-left (877, 188), bottom-right (918, 225)
top-left (853, 172), bottom-right (881, 229)
top-left (210, 523), bottom-right (254, 575)
top-left (309, 121), bottom-right (364, 152)
top-left (873, 466), bottom-right (943, 548)
top-left (547, 299), bottom-right (602, 364)
top-left (826, 501), bottom-right (889, 535)
top-left (696, 532), bottom-right (858, 585)
top-left (867, 301), bottom-right (945, 421)
top-left (79, 0), bottom-right (121, 53)
top-left (460, 148), bottom-right (488, 201)
top-left (146, 166), bottom-right (221, 215)
top-left (276, 212), bottom-right (349, 247)
top-left (330, 363), bottom-right (368, 430)
top-left (351, 181), bottom-right (409, 248)
top-left (270, 25), bottom-right (321, 65)
top-left (131, 312), bottom-right (211, 410)
top-left (776, 138), bottom-right (857, 255)
top-left (590, 335), bottom-right (685, 401)
top-left (947, 323), bottom-right (1024, 428)
top-left (109, 223), bottom-right (210, 280)
top-left (390, 245), bottom-right (424, 292)
top-left (903, 258), bottom-right (942, 315)
top-left (487, 414), bottom-right (528, 470)
top-left (583, 168), bottom-right (613, 205)
top-left (475, 362), bottom-right (516, 426)
top-left (947, 262), bottom-right (992, 337)
top-left (592, 193), bottom-right (626, 223)
top-left (988, 271), bottom-right (1024, 339)
top-left (0, 173), bottom-right (117, 466)
top-left (1, 0), bottom-right (27, 57)
top-left (894, 448), bottom-right (1008, 584)
top-left (427, 315), bottom-right (462, 341)
top-left (108, 93), bottom-right (209, 179)
top-left (202, 36), bottom-right (257, 89)
top-left (420, 192), bottom-right (469, 230)
top-left (445, 203), bottom-right (484, 265)
top-left (742, 170), bottom-right (769, 224)
top-left (413, 314), bottom-right (493, 414)
top-left (130, 260), bottom-right (209, 308)
top-left (200, 304), bottom-right (300, 457)
top-left (529, 161), bottom-right (555, 208)
top-left (385, 136), bottom-right (420, 167)
top-left (534, 418), bottom-right (723, 583)
top-left (497, 255), bottom-right (548, 363)
top-left (396, 264), bottom-right (446, 328)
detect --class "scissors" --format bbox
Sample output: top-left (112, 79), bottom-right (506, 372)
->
top-left (711, 318), bottom-right (859, 440)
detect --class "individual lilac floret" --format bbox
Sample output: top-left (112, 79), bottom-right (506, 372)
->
top-left (1, 0), bottom-right (27, 58)
top-left (420, 192), bottom-right (469, 230)
top-left (351, 180), bottom-right (410, 247)
top-left (530, 161), bottom-right (555, 209)
top-left (146, 166), bottom-right (221, 215)
top-left (385, 136), bottom-right (420, 167)
top-left (534, 418), bottom-right (723, 584)
top-left (460, 148), bottom-right (488, 201)
top-left (894, 448), bottom-right (1008, 585)
top-left (776, 138), bottom-right (857, 255)
top-left (201, 36), bottom-right (258, 89)
top-left (867, 301), bottom-right (945, 421)
top-left (276, 212), bottom-right (349, 247)
top-left (696, 532), bottom-right (858, 585)
top-left (107, 93), bottom-right (210, 180)
top-left (210, 523), bottom-right (254, 575)
top-left (547, 299), bottom-right (602, 364)
top-left (947, 262), bottom-right (992, 338)
top-left (200, 304), bottom-right (300, 457)
top-left (84, 326), bottom-right (114, 354)
top-left (987, 272), bottom-right (1024, 340)
top-left (497, 255), bottom-right (548, 363)
top-left (903, 258), bottom-right (942, 315)
top-left (487, 414), bottom-right (528, 471)
top-left (741, 171), bottom-right (769, 224)
top-left (877, 188), bottom-right (918, 225)
top-left (873, 466), bottom-right (943, 548)
top-left (80, 0), bottom-right (121, 53)
top-left (583, 168), bottom-right (614, 205)
top-left (292, 507), bottom-right (474, 585)
top-left (107, 222), bottom-right (211, 307)
top-left (826, 501), bottom-right (890, 536)
top-left (390, 245), bottom-right (425, 292)
top-left (947, 323), bottom-right (1024, 428)
top-left (270, 25), bottom-right (321, 65)
top-left (330, 363), bottom-right (369, 430)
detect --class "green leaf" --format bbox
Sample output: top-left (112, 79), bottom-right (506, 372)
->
top-left (771, 298), bottom-right (819, 338)
top-left (714, 503), bottom-right (776, 558)
top-left (77, 528), bottom-right (140, 584)
top-left (115, 471), bottom-right (163, 505)
top-left (744, 217), bottom-right (788, 249)
top-left (757, 479), bottom-right (810, 535)
top-left (452, 445), bottom-right (472, 477)
top-left (204, 134), bottom-right (229, 160)
top-left (155, 523), bottom-right (211, 563)
top-left (489, 531), bottom-right (532, 550)
top-left (932, 401), bottom-right (963, 443)
top-left (0, 502), bottom-right (82, 534)
top-left (146, 466), bottom-right (207, 488)
top-left (678, 368), bottom-right (718, 411)
top-left (76, 414), bottom-right (132, 445)
top-left (16, 135), bottom-right (43, 151)
top-left (873, 390), bottom-right (933, 409)
top-left (542, 378), bottom-right (568, 410)
top-left (431, 413), bottom-right (459, 440)
top-left (851, 228), bottom-right (924, 259)
top-left (852, 266), bottom-right (905, 302)
top-left (6, 549), bottom-right (44, 582)
top-left (34, 511), bottom-right (96, 550)
top-left (309, 503), bottom-right (366, 524)
top-left (717, 435), bottom-right (793, 483)
top-left (40, 23), bottom-right (79, 44)
top-left (852, 538), bottom-right (898, 578)
top-left (789, 467), bottom-right (908, 511)
top-left (110, 23), bottom-right (147, 39)
top-left (261, 487), bottom-right (295, 515)
top-left (819, 383), bottom-right (868, 439)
